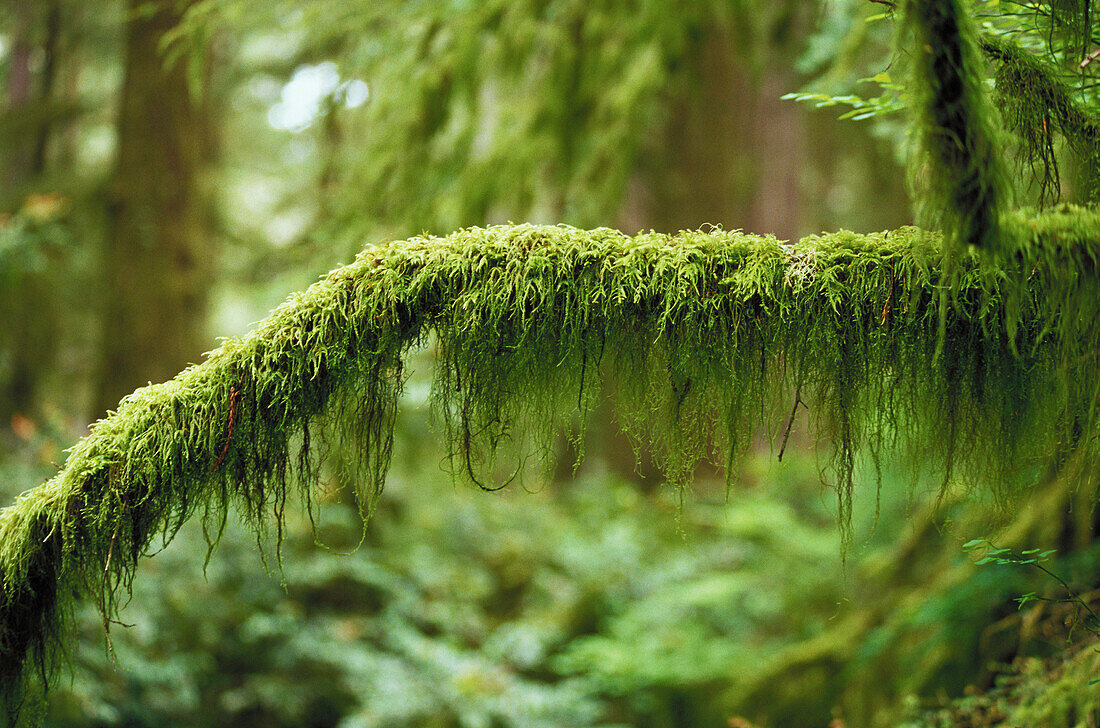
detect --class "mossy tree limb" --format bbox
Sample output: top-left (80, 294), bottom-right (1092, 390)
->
top-left (2, 214), bottom-right (1100, 722)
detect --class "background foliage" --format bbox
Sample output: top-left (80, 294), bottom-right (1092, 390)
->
top-left (1, 0), bottom-right (1098, 726)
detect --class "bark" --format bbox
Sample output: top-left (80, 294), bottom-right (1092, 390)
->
top-left (0, 1), bottom-right (63, 427)
top-left (95, 0), bottom-right (214, 416)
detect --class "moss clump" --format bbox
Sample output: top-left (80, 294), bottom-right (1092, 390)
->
top-left (1009, 638), bottom-right (1100, 727)
top-left (2, 214), bottom-right (1100, 722)
top-left (901, 637), bottom-right (1100, 727)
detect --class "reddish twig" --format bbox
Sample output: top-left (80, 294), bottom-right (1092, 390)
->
top-left (210, 385), bottom-right (240, 472)
top-left (777, 384), bottom-right (805, 462)
top-left (881, 274), bottom-right (894, 325)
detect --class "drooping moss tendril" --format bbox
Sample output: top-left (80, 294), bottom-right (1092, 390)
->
top-left (980, 34), bottom-right (1100, 206)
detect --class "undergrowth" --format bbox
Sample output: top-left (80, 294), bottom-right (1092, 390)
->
top-left (2, 210), bottom-right (1100, 722)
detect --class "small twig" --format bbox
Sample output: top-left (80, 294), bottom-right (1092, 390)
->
top-left (777, 384), bottom-right (805, 462)
top-left (881, 274), bottom-right (894, 325)
top-left (103, 523), bottom-right (120, 581)
top-left (102, 516), bottom-right (123, 661)
top-left (1081, 47), bottom-right (1100, 69)
top-left (868, 0), bottom-right (896, 7)
top-left (210, 385), bottom-right (241, 472)
top-left (1032, 562), bottom-right (1100, 632)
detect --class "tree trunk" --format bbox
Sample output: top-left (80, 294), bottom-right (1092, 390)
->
top-left (0, 1), bottom-right (64, 428)
top-left (94, 0), bottom-right (214, 416)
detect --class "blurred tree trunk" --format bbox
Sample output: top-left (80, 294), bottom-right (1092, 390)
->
top-left (94, 0), bottom-right (214, 416)
top-left (623, 26), bottom-right (765, 236)
top-left (0, 1), bottom-right (64, 429)
top-left (5, 4), bottom-right (38, 180)
top-left (568, 27), bottom-right (762, 490)
top-left (620, 14), bottom-right (820, 239)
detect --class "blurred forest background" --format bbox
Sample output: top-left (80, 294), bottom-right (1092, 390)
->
top-left (1, 0), bottom-right (1098, 726)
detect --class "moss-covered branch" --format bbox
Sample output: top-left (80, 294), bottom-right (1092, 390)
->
top-left (2, 214), bottom-right (1100, 722)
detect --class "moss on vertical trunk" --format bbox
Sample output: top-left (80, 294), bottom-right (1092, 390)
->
top-left (902, 0), bottom-right (1010, 254)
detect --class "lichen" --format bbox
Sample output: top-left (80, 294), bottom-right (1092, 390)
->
top-left (2, 213), bottom-right (1100, 723)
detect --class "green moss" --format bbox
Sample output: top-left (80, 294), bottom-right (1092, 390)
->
top-left (901, 0), bottom-right (1011, 254)
top-left (1010, 640), bottom-right (1100, 727)
top-left (901, 637), bottom-right (1100, 727)
top-left (981, 34), bottom-right (1100, 206)
top-left (2, 213), bottom-right (1100, 722)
